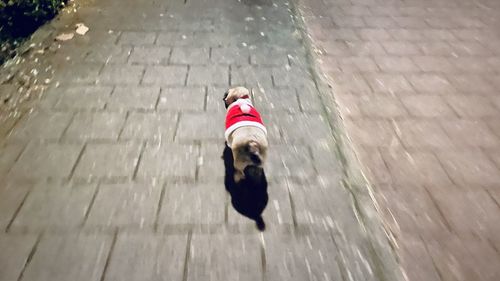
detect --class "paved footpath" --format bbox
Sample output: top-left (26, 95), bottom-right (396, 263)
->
top-left (299, 0), bottom-right (500, 280)
top-left (0, 0), bottom-right (401, 280)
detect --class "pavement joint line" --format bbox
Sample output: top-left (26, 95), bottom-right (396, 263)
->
top-left (16, 233), bottom-right (42, 281)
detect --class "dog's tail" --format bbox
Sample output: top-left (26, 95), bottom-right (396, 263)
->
top-left (255, 216), bottom-right (266, 231)
top-left (248, 141), bottom-right (262, 165)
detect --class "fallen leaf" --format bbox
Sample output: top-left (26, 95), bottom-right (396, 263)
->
top-left (75, 23), bottom-right (89, 35)
top-left (55, 33), bottom-right (74, 41)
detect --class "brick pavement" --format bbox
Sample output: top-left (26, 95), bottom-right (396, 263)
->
top-left (0, 0), bottom-right (401, 280)
top-left (298, 0), bottom-right (500, 280)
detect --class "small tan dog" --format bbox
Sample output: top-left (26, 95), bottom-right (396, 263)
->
top-left (224, 87), bottom-right (268, 182)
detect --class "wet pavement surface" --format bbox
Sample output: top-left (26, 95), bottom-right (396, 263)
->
top-left (0, 0), bottom-right (398, 280)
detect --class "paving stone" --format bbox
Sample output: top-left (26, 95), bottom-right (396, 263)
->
top-left (311, 141), bottom-right (344, 177)
top-left (64, 112), bottom-right (126, 140)
top-left (9, 143), bottom-right (82, 180)
top-left (269, 113), bottom-right (332, 143)
top-left (356, 147), bottom-right (392, 184)
top-left (401, 95), bottom-right (456, 117)
top-left (0, 234), bottom-right (38, 281)
top-left (272, 66), bottom-right (315, 87)
top-left (436, 151), bottom-right (500, 187)
top-left (11, 183), bottom-right (95, 230)
top-left (250, 47), bottom-right (290, 66)
top-left (374, 186), bottom-right (450, 238)
top-left (374, 56), bottom-right (420, 73)
top-left (187, 234), bottom-right (261, 281)
top-left (446, 74), bottom-right (496, 93)
top-left (267, 144), bottom-right (315, 179)
top-left (119, 31), bottom-right (157, 45)
top-left (398, 238), bottom-right (442, 281)
top-left (441, 119), bottom-right (499, 148)
top-left (55, 63), bottom-right (102, 84)
top-left (211, 47), bottom-right (250, 65)
top-left (417, 42), bottom-right (456, 56)
top-left (333, 14), bottom-right (366, 27)
top-left (156, 31), bottom-right (225, 47)
top-left (177, 112), bottom-right (224, 141)
top-left (22, 234), bottom-right (112, 281)
top-left (129, 46), bottom-right (171, 64)
top-left (142, 65), bottom-right (188, 86)
top-left (157, 87), bottom-right (205, 111)
top-left (74, 142), bottom-right (142, 179)
top-left (321, 28), bottom-right (361, 41)
top-left (358, 28), bottom-right (392, 41)
top-left (253, 88), bottom-right (300, 112)
top-left (358, 95), bottom-right (408, 117)
top-left (345, 41), bottom-right (387, 56)
top-left (412, 56), bottom-right (456, 72)
top-left (381, 41), bottom-right (421, 55)
top-left (345, 119), bottom-right (399, 147)
top-left (170, 47), bottom-right (209, 65)
top-left (330, 94), bottom-right (363, 118)
top-left (296, 85), bottom-right (324, 112)
top-left (388, 28), bottom-right (425, 41)
top-left (230, 65), bottom-right (273, 88)
top-left (205, 86), bottom-right (227, 113)
top-left (198, 143), bottom-right (225, 180)
top-left (105, 233), bottom-right (187, 281)
top-left (98, 65), bottom-right (145, 85)
top-left (452, 41), bottom-right (491, 56)
top-left (381, 150), bottom-right (452, 186)
top-left (0, 183), bottom-right (31, 230)
top-left (329, 72), bottom-right (375, 95)
top-left (426, 237), bottom-right (500, 281)
top-left (159, 182), bottom-right (224, 227)
top-left (85, 46), bottom-right (132, 64)
top-left (288, 178), bottom-right (350, 229)
top-left (156, 31), bottom-right (194, 46)
top-left (319, 41), bottom-right (351, 56)
top-left (395, 120), bottom-right (455, 149)
top-left (187, 65), bottom-right (228, 86)
top-left (8, 110), bottom-right (73, 141)
top-left (50, 86), bottom-right (113, 110)
top-left (0, 143), bottom-right (25, 176)
top-left (364, 74), bottom-right (414, 93)
top-left (450, 57), bottom-right (494, 73)
top-left (107, 86), bottom-right (160, 110)
top-left (137, 143), bottom-right (198, 179)
top-left (263, 233), bottom-right (343, 281)
top-left (446, 95), bottom-right (499, 117)
top-left (86, 182), bottom-right (162, 228)
top-left (120, 112), bottom-right (177, 141)
top-left (335, 56), bottom-right (380, 72)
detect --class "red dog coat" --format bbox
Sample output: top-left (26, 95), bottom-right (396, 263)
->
top-left (225, 97), bottom-right (267, 143)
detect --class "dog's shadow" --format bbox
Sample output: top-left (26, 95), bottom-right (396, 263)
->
top-left (222, 143), bottom-right (268, 231)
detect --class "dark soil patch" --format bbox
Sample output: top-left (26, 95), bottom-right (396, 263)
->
top-left (0, 0), bottom-right (68, 64)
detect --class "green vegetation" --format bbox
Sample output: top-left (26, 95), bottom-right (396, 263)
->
top-left (0, 0), bottom-right (67, 63)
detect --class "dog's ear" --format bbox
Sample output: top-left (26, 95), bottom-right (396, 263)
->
top-left (223, 91), bottom-right (229, 109)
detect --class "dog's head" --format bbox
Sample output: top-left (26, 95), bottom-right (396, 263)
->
top-left (223, 86), bottom-right (251, 108)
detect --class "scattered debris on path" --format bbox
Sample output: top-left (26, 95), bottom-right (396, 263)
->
top-left (75, 23), bottom-right (89, 35)
top-left (55, 33), bottom-right (74, 41)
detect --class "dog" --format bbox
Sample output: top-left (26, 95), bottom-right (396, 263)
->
top-left (223, 87), bottom-right (268, 183)
top-left (222, 86), bottom-right (269, 230)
